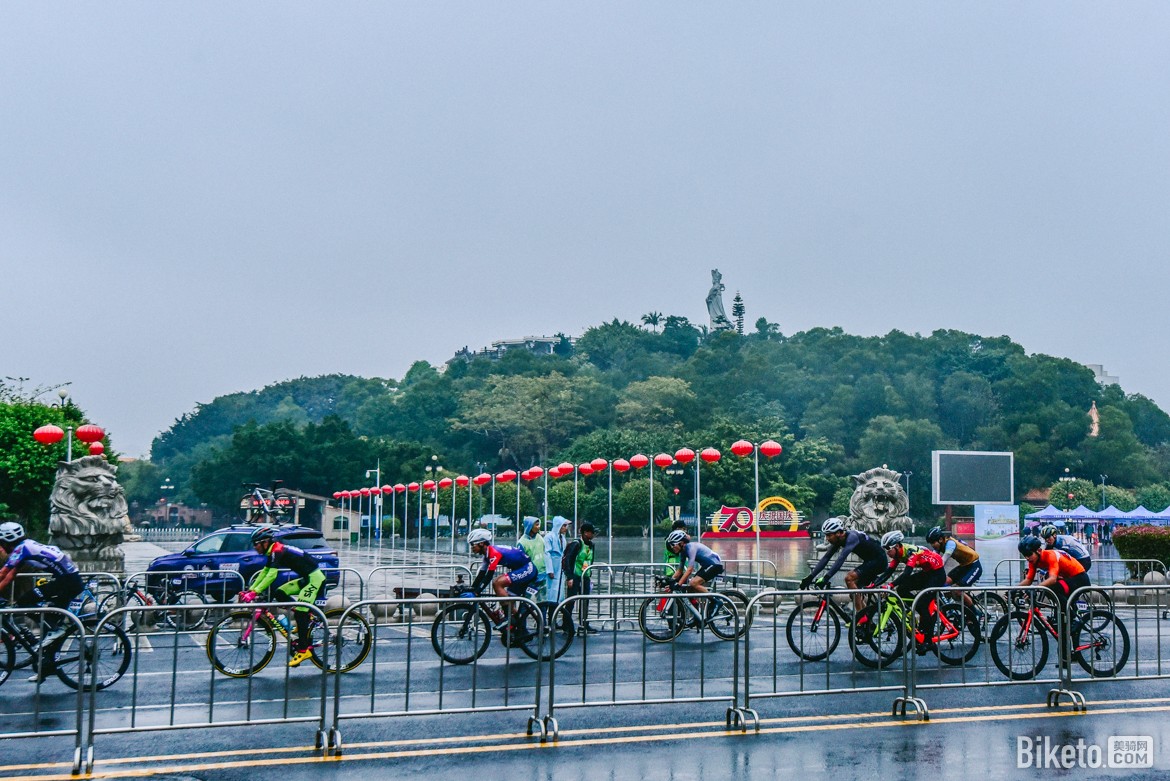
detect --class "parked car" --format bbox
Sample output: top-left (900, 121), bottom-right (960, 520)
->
top-left (146, 524), bottom-right (340, 603)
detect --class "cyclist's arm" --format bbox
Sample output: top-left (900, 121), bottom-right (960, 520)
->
top-left (0, 565), bottom-right (17, 595)
top-left (249, 566), bottom-right (280, 593)
top-left (1018, 559), bottom-right (1038, 586)
top-left (1035, 554), bottom-right (1061, 588)
top-left (820, 535), bottom-right (865, 581)
top-left (939, 539), bottom-right (957, 567)
top-left (806, 542), bottom-right (839, 580)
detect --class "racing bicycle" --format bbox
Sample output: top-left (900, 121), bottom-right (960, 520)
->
top-left (638, 576), bottom-right (750, 643)
top-left (850, 586), bottom-right (981, 669)
top-left (430, 583), bottom-right (574, 664)
top-left (989, 590), bottom-right (1130, 680)
top-left (205, 594), bottom-right (372, 677)
top-left (0, 598), bottom-right (132, 690)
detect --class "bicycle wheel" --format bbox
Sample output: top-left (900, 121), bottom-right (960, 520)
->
top-left (1072, 610), bottom-right (1130, 677)
top-left (970, 591), bottom-right (1009, 636)
top-left (707, 590), bottom-right (750, 640)
top-left (1075, 590), bottom-right (1116, 632)
top-left (785, 600), bottom-right (841, 662)
top-left (516, 601), bottom-right (575, 661)
top-left (53, 621), bottom-right (132, 690)
top-left (0, 631), bottom-right (14, 688)
top-left (849, 601), bottom-right (904, 670)
top-left (989, 611), bottom-right (1048, 680)
top-left (934, 604), bottom-right (981, 666)
top-left (638, 596), bottom-right (685, 643)
top-left (163, 590), bottom-right (210, 631)
top-left (430, 603), bottom-right (491, 665)
top-left (206, 611), bottom-right (276, 677)
top-left (309, 609), bottom-right (372, 673)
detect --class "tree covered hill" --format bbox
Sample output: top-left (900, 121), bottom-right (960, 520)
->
top-left (140, 320), bottom-right (1170, 524)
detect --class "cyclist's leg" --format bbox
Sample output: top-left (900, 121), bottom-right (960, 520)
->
top-left (851, 560), bottom-right (885, 615)
top-left (951, 561), bottom-right (982, 608)
top-left (291, 572), bottom-right (326, 650)
top-left (690, 564), bottom-right (723, 595)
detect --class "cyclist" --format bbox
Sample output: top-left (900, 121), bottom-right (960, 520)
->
top-left (926, 526), bottom-right (983, 609)
top-left (800, 518), bottom-right (886, 614)
top-left (665, 530), bottom-right (724, 594)
top-left (875, 530), bottom-right (946, 654)
top-left (0, 522), bottom-right (83, 649)
top-left (1015, 535), bottom-right (1090, 617)
top-left (1039, 525), bottom-right (1092, 572)
top-left (468, 528), bottom-right (537, 641)
top-left (240, 526), bottom-right (326, 667)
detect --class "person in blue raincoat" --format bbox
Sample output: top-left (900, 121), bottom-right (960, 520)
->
top-left (544, 516), bottom-right (570, 602)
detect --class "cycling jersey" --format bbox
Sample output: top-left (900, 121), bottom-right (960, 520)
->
top-left (250, 541), bottom-right (321, 592)
top-left (681, 541), bottom-right (721, 571)
top-left (481, 544), bottom-right (532, 574)
top-left (808, 530), bottom-right (885, 582)
top-left (1026, 549), bottom-right (1086, 581)
top-left (939, 538), bottom-right (979, 567)
top-left (3, 540), bottom-right (79, 578)
top-left (1048, 534), bottom-right (1090, 561)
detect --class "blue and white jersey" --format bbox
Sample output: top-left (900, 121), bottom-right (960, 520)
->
top-left (682, 541), bottom-right (721, 570)
top-left (3, 540), bottom-right (79, 578)
top-left (1050, 534), bottom-right (1090, 561)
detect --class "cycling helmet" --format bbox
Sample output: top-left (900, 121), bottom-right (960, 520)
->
top-left (665, 530), bottom-right (689, 548)
top-left (1040, 524), bottom-right (1059, 538)
top-left (250, 526), bottom-right (276, 546)
top-left (467, 528), bottom-right (492, 546)
top-left (926, 526), bottom-right (946, 544)
top-left (1018, 536), bottom-right (1043, 556)
top-left (821, 518), bottom-right (845, 535)
top-left (0, 522), bottom-right (25, 544)
top-left (880, 530), bottom-right (905, 549)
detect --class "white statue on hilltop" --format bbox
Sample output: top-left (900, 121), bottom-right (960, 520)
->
top-left (706, 269), bottom-right (733, 331)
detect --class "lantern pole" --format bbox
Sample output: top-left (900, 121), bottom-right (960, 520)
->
top-left (607, 462), bottom-right (614, 563)
top-left (516, 475), bottom-right (521, 535)
top-left (694, 454), bottom-right (701, 545)
top-left (754, 444), bottom-right (761, 567)
top-left (491, 476), bottom-right (497, 539)
top-left (573, 467), bottom-right (579, 529)
top-left (649, 461), bottom-right (655, 565)
top-left (450, 482), bottom-right (457, 557)
top-left (417, 484), bottom-right (424, 555)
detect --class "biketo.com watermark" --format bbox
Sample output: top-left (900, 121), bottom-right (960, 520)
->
top-left (1017, 735), bottom-right (1153, 769)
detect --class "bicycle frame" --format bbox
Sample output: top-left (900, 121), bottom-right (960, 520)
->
top-left (1011, 604), bottom-right (1096, 655)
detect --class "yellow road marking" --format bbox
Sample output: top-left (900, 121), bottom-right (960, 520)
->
top-left (5, 695), bottom-right (1169, 780)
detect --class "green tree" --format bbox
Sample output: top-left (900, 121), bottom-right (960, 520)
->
top-left (616, 377), bottom-right (700, 434)
top-left (0, 400), bottom-right (88, 533)
top-left (1136, 484), bottom-right (1170, 513)
top-left (640, 311), bottom-right (663, 333)
top-left (731, 293), bottom-right (745, 335)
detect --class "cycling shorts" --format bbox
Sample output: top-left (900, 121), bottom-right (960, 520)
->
top-left (1051, 571), bottom-right (1092, 605)
top-left (694, 563), bottom-right (724, 584)
top-left (1076, 556), bottom-right (1092, 573)
top-left (502, 561), bottom-right (537, 593)
top-left (17, 571), bottom-right (83, 611)
top-left (949, 560), bottom-right (983, 587)
top-left (853, 558), bottom-right (887, 588)
top-left (276, 569), bottom-right (326, 610)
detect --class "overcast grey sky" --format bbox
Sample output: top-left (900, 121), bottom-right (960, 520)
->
top-left (2, 4), bottom-right (1168, 458)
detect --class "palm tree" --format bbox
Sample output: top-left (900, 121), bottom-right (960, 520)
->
top-left (641, 311), bottom-right (663, 332)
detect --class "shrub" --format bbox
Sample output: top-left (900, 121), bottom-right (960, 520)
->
top-left (1112, 525), bottom-right (1170, 577)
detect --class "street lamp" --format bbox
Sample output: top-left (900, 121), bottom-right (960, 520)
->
top-left (160, 478), bottom-right (175, 526)
top-left (1100, 475), bottom-right (1108, 511)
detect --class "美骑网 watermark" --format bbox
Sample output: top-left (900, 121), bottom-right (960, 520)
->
top-left (1017, 736), bottom-right (1153, 769)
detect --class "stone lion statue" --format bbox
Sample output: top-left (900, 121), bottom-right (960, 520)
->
top-left (845, 467), bottom-right (913, 536)
top-left (48, 456), bottom-right (130, 573)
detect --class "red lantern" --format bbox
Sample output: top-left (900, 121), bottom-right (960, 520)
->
top-left (653, 453), bottom-right (673, 468)
top-left (360, 487), bottom-right (371, 496)
top-left (394, 483), bottom-right (407, 493)
top-left (33, 425), bottom-right (65, 445)
top-left (422, 480), bottom-right (436, 491)
top-left (558, 462), bottom-right (573, 473)
top-left (497, 470), bottom-right (517, 483)
top-left (88, 442), bottom-right (105, 456)
top-left (629, 454), bottom-right (649, 470)
top-left (528, 466), bottom-right (544, 479)
top-left (731, 439), bottom-right (754, 458)
top-left (548, 467), bottom-right (563, 479)
top-left (332, 492), bottom-right (342, 500)
top-left (439, 477), bottom-right (453, 489)
top-left (760, 440), bottom-right (783, 458)
top-left (520, 469), bottom-right (533, 481)
top-left (408, 482), bottom-right (420, 492)
top-left (700, 447), bottom-right (721, 464)
top-left (578, 463), bottom-right (593, 476)
top-left (381, 485), bottom-right (393, 494)
top-left (674, 447), bottom-right (695, 464)
top-left (612, 458), bottom-right (630, 472)
top-left (591, 458), bottom-right (608, 472)
top-left (473, 473), bottom-right (492, 487)
top-left (75, 424), bottom-right (105, 444)
top-left (455, 475), bottom-right (470, 487)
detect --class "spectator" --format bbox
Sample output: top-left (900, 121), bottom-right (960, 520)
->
top-left (545, 516), bottom-right (570, 602)
top-left (562, 522), bottom-right (598, 635)
top-left (517, 517), bottom-right (547, 599)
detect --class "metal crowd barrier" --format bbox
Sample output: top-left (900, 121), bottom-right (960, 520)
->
top-left (1064, 583), bottom-right (1164, 693)
top-left (365, 564), bottom-right (476, 607)
top-left (320, 566), bottom-right (367, 604)
top-left (992, 557), bottom-right (1167, 587)
top-left (740, 587), bottom-right (915, 728)
top-left (328, 595), bottom-right (545, 751)
top-left (899, 585), bottom-right (1075, 719)
top-left (114, 569), bottom-right (247, 633)
top-left (84, 601), bottom-right (331, 772)
top-left (542, 592), bottom-right (742, 741)
top-left (0, 607), bottom-right (88, 773)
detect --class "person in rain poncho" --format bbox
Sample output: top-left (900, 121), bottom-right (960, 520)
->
top-left (544, 516), bottom-right (570, 602)
top-left (517, 517), bottom-right (547, 599)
